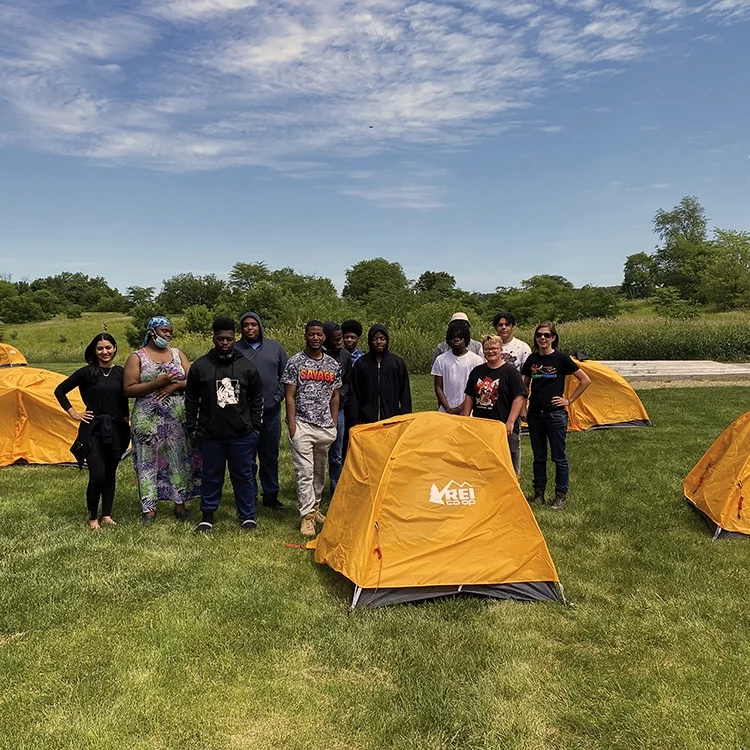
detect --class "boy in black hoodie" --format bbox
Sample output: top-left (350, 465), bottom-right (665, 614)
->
top-left (349, 324), bottom-right (412, 425)
top-left (185, 317), bottom-right (264, 533)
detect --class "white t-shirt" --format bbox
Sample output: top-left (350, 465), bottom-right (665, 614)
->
top-left (500, 337), bottom-right (531, 372)
top-left (431, 350), bottom-right (485, 411)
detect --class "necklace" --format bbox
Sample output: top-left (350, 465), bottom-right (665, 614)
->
top-left (101, 367), bottom-right (113, 378)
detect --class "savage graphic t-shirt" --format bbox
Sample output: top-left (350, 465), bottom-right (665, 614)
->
top-left (281, 351), bottom-right (342, 427)
top-left (431, 349), bottom-right (485, 411)
top-left (464, 363), bottom-right (527, 432)
top-left (521, 351), bottom-right (579, 411)
top-left (499, 337), bottom-right (531, 372)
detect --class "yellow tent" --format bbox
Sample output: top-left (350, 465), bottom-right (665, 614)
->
top-left (683, 410), bottom-right (750, 539)
top-left (313, 412), bottom-right (563, 608)
top-left (0, 363), bottom-right (85, 466)
top-left (0, 343), bottom-right (28, 367)
top-left (564, 357), bottom-right (650, 432)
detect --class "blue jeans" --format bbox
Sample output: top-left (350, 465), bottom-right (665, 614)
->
top-left (328, 410), bottom-right (346, 495)
top-left (526, 409), bottom-right (569, 494)
top-left (199, 432), bottom-right (259, 520)
top-left (254, 407), bottom-right (282, 497)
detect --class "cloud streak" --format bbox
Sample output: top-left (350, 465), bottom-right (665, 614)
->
top-left (0, 0), bottom-right (747, 207)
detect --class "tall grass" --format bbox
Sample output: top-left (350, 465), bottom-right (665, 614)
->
top-left (6, 311), bottom-right (750, 374)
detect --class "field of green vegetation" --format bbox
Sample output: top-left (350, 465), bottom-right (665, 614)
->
top-left (1, 369), bottom-right (749, 749)
top-left (4, 309), bottom-right (750, 374)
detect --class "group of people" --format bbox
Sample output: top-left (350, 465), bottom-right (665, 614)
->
top-left (54, 308), bottom-right (590, 534)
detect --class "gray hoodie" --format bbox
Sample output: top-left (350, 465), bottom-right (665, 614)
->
top-left (235, 312), bottom-right (289, 413)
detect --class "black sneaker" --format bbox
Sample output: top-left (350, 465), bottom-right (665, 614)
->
top-left (551, 492), bottom-right (568, 510)
top-left (174, 507), bottom-right (191, 522)
top-left (141, 513), bottom-right (156, 526)
top-left (262, 494), bottom-right (284, 510)
top-left (194, 521), bottom-right (213, 533)
top-left (240, 519), bottom-right (257, 531)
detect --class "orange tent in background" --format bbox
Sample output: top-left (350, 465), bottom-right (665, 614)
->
top-left (312, 412), bottom-right (563, 608)
top-left (0, 343), bottom-right (28, 367)
top-left (683, 410), bottom-right (750, 539)
top-left (0, 360), bottom-right (84, 466)
top-left (565, 357), bottom-right (650, 432)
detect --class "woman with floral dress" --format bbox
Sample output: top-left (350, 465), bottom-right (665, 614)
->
top-left (123, 315), bottom-right (200, 525)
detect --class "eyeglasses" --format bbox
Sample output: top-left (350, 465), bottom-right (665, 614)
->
top-left (536, 332), bottom-right (553, 339)
top-left (483, 347), bottom-right (501, 353)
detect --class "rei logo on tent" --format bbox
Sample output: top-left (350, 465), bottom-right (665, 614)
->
top-left (429, 481), bottom-right (476, 506)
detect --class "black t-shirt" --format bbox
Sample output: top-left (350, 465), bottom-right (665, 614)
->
top-left (54, 365), bottom-right (129, 420)
top-left (464, 363), bottom-right (527, 433)
top-left (521, 351), bottom-right (579, 411)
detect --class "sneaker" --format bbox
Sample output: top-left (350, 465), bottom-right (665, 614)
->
top-left (529, 489), bottom-right (545, 505)
top-left (174, 506), bottom-right (191, 522)
top-left (300, 513), bottom-right (317, 537)
top-left (312, 505), bottom-right (326, 524)
top-left (551, 492), bottom-right (568, 510)
top-left (141, 513), bottom-right (156, 526)
top-left (262, 493), bottom-right (284, 510)
top-left (240, 519), bottom-right (257, 531)
top-left (194, 521), bottom-right (213, 533)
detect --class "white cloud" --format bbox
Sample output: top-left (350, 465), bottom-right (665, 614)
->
top-left (538, 125), bottom-right (563, 132)
top-left (0, 0), bottom-right (746, 208)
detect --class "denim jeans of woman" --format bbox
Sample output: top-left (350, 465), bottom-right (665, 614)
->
top-left (526, 408), bottom-right (569, 493)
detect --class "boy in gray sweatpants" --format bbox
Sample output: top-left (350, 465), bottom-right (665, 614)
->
top-left (281, 320), bottom-right (342, 537)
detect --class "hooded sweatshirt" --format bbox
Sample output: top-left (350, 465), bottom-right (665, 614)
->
top-left (235, 312), bottom-right (289, 413)
top-left (185, 347), bottom-right (263, 439)
top-left (349, 324), bottom-right (412, 425)
top-left (322, 322), bottom-right (353, 409)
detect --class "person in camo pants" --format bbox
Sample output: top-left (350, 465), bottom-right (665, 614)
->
top-left (282, 320), bottom-right (342, 538)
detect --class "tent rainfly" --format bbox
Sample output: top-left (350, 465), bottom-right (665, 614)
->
top-left (311, 411), bottom-right (564, 608)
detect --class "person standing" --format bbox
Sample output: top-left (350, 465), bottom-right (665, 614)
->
top-left (521, 322), bottom-right (591, 510)
top-left (123, 315), bottom-right (199, 525)
top-left (349, 324), bottom-right (411, 425)
top-left (236, 311), bottom-right (288, 510)
top-left (55, 333), bottom-right (130, 529)
top-left (431, 319), bottom-right (484, 414)
top-left (322, 321), bottom-right (352, 495)
top-left (461, 335), bottom-right (527, 475)
top-left (282, 321), bottom-right (342, 537)
top-left (185, 318), bottom-right (264, 533)
top-left (341, 320), bottom-right (365, 363)
top-left (493, 312), bottom-right (531, 373)
top-left (432, 312), bottom-right (483, 362)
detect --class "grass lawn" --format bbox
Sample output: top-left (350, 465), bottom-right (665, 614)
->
top-left (1, 373), bottom-right (750, 749)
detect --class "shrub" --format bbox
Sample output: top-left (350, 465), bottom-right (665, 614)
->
top-left (66, 305), bottom-right (83, 319)
top-left (182, 305), bottom-right (213, 335)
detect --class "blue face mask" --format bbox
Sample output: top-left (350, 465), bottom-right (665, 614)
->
top-left (152, 332), bottom-right (170, 349)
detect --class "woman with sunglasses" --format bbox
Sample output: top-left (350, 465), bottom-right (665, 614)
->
top-left (521, 321), bottom-right (590, 510)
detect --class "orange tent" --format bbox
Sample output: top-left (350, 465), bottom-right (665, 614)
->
top-left (312, 412), bottom-right (563, 608)
top-left (0, 363), bottom-right (85, 466)
top-left (683, 410), bottom-right (750, 539)
top-left (564, 357), bottom-right (650, 432)
top-left (0, 343), bottom-right (28, 367)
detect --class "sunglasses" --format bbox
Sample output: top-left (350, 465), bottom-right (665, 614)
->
top-left (536, 332), bottom-right (553, 339)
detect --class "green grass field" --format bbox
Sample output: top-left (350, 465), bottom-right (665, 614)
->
top-left (1, 372), bottom-right (750, 749)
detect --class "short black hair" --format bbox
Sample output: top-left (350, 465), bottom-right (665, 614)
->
top-left (305, 319), bottom-right (324, 332)
top-left (341, 319), bottom-right (363, 337)
top-left (212, 317), bottom-right (235, 333)
top-left (493, 312), bottom-right (516, 328)
top-left (446, 319), bottom-right (471, 346)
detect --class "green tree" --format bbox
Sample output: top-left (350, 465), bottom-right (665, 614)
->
top-left (156, 273), bottom-right (226, 314)
top-left (126, 286), bottom-right (156, 308)
top-left (343, 258), bottom-right (409, 302)
top-left (0, 280), bottom-right (19, 303)
top-left (413, 271), bottom-right (456, 295)
top-left (182, 304), bottom-right (215, 334)
top-left (652, 196), bottom-right (711, 302)
top-left (622, 252), bottom-right (656, 299)
top-left (0, 295), bottom-right (47, 324)
top-left (651, 286), bottom-right (697, 320)
top-left (700, 229), bottom-right (750, 311)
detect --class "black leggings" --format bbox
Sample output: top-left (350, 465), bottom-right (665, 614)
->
top-left (86, 436), bottom-right (120, 520)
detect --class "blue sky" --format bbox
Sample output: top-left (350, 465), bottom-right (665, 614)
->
top-left (1, 0), bottom-right (748, 294)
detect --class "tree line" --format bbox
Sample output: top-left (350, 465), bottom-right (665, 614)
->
top-left (2, 196), bottom-right (747, 336)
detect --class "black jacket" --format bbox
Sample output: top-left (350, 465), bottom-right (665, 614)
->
top-left (185, 348), bottom-right (263, 439)
top-left (349, 324), bottom-right (412, 425)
